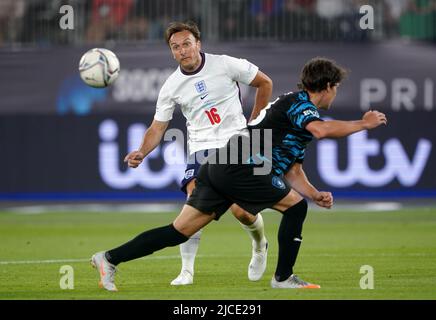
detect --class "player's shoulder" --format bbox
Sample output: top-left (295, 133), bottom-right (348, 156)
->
top-left (280, 90), bottom-right (310, 103)
top-left (168, 67), bottom-right (183, 81)
top-left (159, 68), bottom-right (181, 93)
top-left (205, 53), bottom-right (243, 64)
top-left (284, 91), bottom-right (316, 113)
top-left (204, 52), bottom-right (234, 59)
top-left (202, 53), bottom-right (243, 75)
top-left (272, 91), bottom-right (298, 108)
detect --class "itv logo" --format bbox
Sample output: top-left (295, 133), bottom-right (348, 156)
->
top-left (318, 130), bottom-right (432, 188)
top-left (98, 120), bottom-right (186, 189)
top-left (97, 119), bottom-right (432, 191)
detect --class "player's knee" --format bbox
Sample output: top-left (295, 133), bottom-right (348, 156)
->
top-left (172, 222), bottom-right (192, 238)
top-left (295, 198), bottom-right (308, 221)
top-left (275, 190), bottom-right (304, 211)
top-left (230, 205), bottom-right (255, 225)
top-left (280, 199), bottom-right (308, 236)
top-left (284, 198), bottom-right (307, 218)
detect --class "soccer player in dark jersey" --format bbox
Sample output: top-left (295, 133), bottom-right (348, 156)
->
top-left (91, 57), bottom-right (387, 290)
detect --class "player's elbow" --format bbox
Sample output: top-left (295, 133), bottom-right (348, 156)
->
top-left (306, 121), bottom-right (328, 139)
top-left (252, 71), bottom-right (273, 90)
top-left (313, 130), bottom-right (327, 140)
top-left (286, 164), bottom-right (304, 184)
top-left (262, 76), bottom-right (273, 90)
top-left (257, 78), bottom-right (272, 93)
top-left (308, 126), bottom-right (327, 140)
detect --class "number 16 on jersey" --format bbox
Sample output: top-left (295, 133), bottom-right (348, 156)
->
top-left (205, 107), bottom-right (221, 125)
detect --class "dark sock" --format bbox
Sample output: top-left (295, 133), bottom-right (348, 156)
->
top-left (105, 224), bottom-right (188, 265)
top-left (275, 199), bottom-right (308, 282)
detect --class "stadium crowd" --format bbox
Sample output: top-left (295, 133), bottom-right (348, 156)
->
top-left (0, 0), bottom-right (435, 47)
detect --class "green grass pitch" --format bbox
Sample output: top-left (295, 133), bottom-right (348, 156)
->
top-left (1, 206), bottom-right (435, 300)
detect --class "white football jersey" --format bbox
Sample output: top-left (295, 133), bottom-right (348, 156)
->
top-left (154, 52), bottom-right (259, 155)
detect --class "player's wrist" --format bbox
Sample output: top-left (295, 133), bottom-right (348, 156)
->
top-left (308, 190), bottom-right (320, 201)
top-left (136, 149), bottom-right (146, 158)
top-left (360, 119), bottom-right (370, 130)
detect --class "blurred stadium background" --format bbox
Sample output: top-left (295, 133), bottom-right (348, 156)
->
top-left (0, 0), bottom-right (435, 300)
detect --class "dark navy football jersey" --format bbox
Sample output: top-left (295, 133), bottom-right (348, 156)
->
top-left (248, 91), bottom-right (323, 176)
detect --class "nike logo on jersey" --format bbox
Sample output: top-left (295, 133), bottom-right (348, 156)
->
top-left (200, 94), bottom-right (209, 100)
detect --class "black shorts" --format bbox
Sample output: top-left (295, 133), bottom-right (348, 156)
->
top-left (180, 149), bottom-right (217, 194)
top-left (186, 162), bottom-right (291, 220)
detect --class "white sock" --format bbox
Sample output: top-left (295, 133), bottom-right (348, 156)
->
top-left (179, 229), bottom-right (202, 275)
top-left (240, 213), bottom-right (267, 251)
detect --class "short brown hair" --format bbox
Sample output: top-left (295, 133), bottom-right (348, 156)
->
top-left (298, 57), bottom-right (348, 92)
top-left (165, 21), bottom-right (201, 45)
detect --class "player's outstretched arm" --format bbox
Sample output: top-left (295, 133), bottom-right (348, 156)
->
top-left (124, 119), bottom-right (169, 168)
top-left (306, 110), bottom-right (387, 140)
top-left (286, 163), bottom-right (333, 209)
top-left (248, 71), bottom-right (273, 122)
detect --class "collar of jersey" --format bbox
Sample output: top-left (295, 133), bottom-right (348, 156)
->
top-left (298, 91), bottom-right (309, 101)
top-left (180, 52), bottom-right (206, 76)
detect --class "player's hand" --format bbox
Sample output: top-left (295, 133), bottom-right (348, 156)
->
top-left (313, 191), bottom-right (333, 209)
top-left (124, 150), bottom-right (145, 168)
top-left (362, 110), bottom-right (387, 129)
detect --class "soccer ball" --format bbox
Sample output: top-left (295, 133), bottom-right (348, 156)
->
top-left (79, 48), bottom-right (120, 88)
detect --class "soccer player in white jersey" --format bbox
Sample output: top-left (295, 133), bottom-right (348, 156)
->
top-left (123, 21), bottom-right (272, 285)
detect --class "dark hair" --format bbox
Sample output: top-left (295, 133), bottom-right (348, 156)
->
top-left (298, 57), bottom-right (348, 92)
top-left (165, 21), bottom-right (201, 45)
